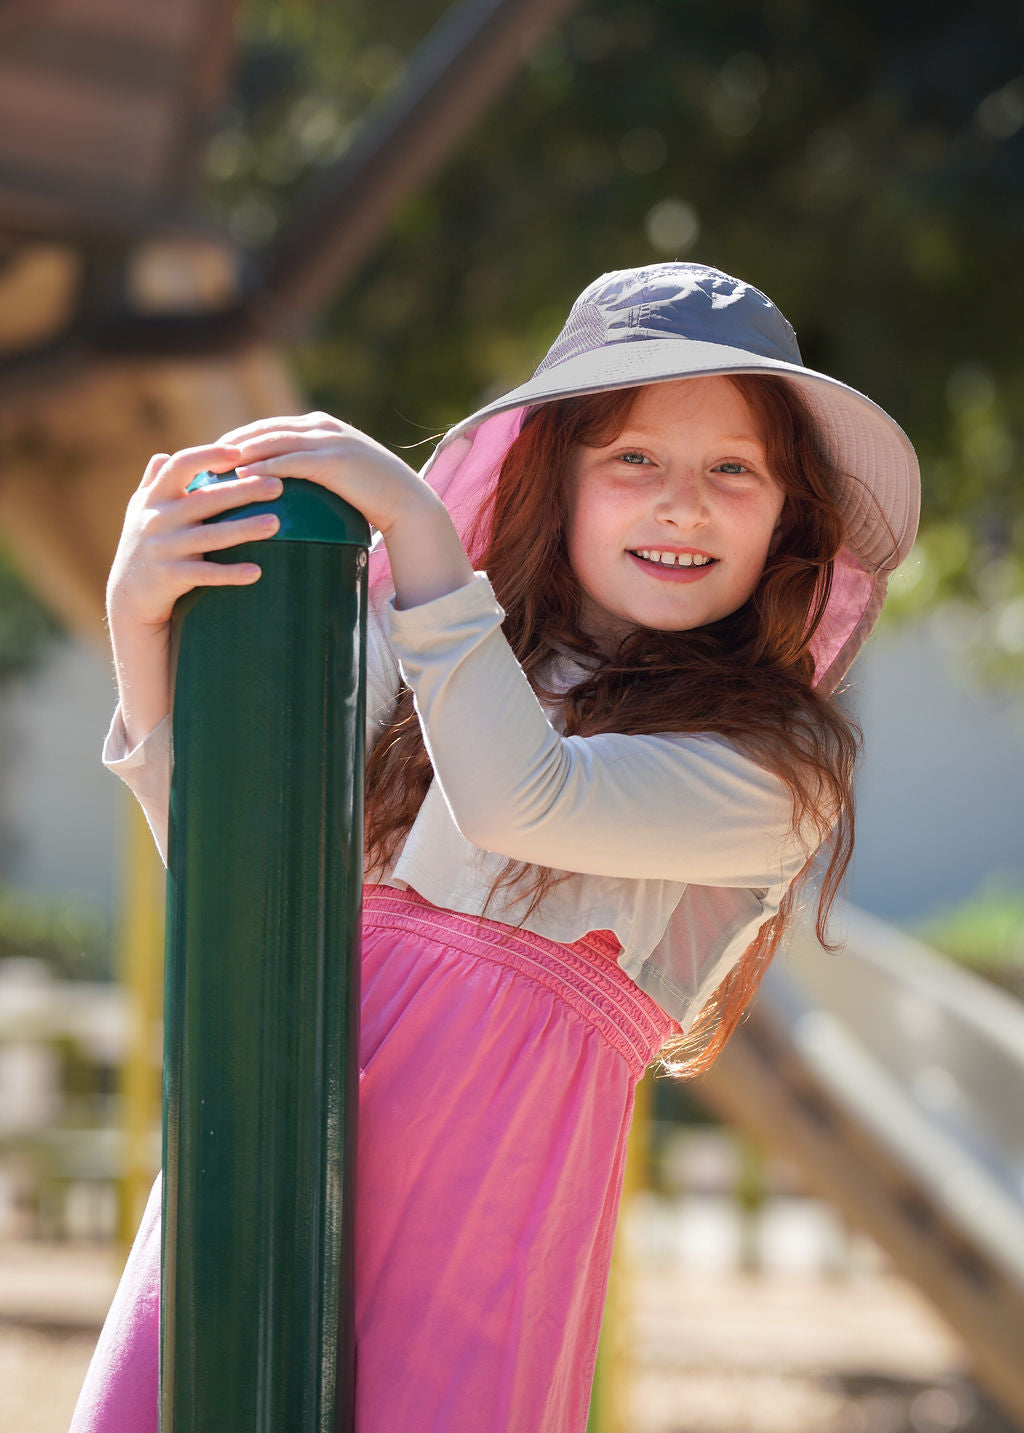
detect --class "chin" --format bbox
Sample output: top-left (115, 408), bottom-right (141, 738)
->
top-left (635, 608), bottom-right (711, 634)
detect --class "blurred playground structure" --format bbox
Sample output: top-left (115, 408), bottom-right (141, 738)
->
top-left (700, 911), bottom-right (1024, 1426)
top-left (1, 1), bottom-right (1024, 1430)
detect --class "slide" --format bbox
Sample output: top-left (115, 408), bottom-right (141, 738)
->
top-left (697, 905), bottom-right (1024, 1425)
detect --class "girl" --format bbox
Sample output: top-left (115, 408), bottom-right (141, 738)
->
top-left (73, 262), bottom-right (919, 1432)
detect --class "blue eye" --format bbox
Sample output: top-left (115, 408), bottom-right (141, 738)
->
top-left (619, 451), bottom-right (649, 465)
top-left (715, 461), bottom-right (747, 475)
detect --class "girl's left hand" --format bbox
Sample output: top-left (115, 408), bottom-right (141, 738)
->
top-left (224, 411), bottom-right (476, 610)
top-left (226, 411), bottom-right (425, 536)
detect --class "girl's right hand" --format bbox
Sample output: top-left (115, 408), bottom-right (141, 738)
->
top-left (106, 442), bottom-right (285, 634)
top-left (106, 442), bottom-right (285, 750)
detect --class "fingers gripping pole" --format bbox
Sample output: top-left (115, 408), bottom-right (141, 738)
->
top-left (162, 474), bottom-right (370, 1432)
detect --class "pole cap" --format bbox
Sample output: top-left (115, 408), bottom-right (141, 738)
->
top-left (190, 470), bottom-right (371, 547)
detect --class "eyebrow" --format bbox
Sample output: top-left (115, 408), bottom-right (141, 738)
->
top-left (616, 426), bottom-right (766, 446)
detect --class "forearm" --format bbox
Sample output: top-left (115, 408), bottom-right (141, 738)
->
top-left (381, 488), bottom-right (476, 611)
top-left (107, 611), bottom-right (172, 752)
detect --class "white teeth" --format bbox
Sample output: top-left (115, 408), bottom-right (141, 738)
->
top-left (637, 549), bottom-right (712, 568)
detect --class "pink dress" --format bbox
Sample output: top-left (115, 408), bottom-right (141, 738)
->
top-left (70, 886), bottom-right (673, 1433)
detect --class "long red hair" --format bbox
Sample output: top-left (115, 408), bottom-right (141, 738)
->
top-left (365, 375), bottom-right (860, 1075)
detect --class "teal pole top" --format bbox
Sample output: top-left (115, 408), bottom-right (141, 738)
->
top-left (189, 469), bottom-right (371, 548)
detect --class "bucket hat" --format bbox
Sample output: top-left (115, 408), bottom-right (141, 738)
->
top-left (435, 262), bottom-right (920, 577)
top-left (370, 261), bottom-right (922, 695)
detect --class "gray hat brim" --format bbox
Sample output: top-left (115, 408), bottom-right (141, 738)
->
top-left (443, 337), bottom-right (920, 574)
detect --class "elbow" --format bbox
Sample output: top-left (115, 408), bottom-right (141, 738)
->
top-left (448, 792), bottom-right (549, 864)
top-left (437, 745), bottom-right (573, 860)
top-left (451, 802), bottom-right (509, 854)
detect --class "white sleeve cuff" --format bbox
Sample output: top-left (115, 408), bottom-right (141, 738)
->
top-left (102, 708), bottom-right (172, 771)
top-left (386, 572), bottom-right (503, 646)
top-left (102, 707), bottom-right (172, 866)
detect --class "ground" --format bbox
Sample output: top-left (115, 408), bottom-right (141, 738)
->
top-left (2, 1228), bottom-right (1016, 1433)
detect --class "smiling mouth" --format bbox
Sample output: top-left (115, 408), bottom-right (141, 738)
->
top-left (630, 549), bottom-right (717, 569)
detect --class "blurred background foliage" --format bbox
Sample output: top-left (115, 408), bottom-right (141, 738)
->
top-left (194, 0), bottom-right (1024, 679)
top-left (0, 551), bottom-right (62, 681)
top-left (0, 882), bottom-right (110, 981)
top-left (917, 875), bottom-right (1024, 999)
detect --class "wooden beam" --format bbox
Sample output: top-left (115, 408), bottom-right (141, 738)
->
top-left (0, 345), bottom-right (303, 638)
top-left (0, 243), bottom-right (81, 355)
top-left (0, 0), bottom-right (239, 236)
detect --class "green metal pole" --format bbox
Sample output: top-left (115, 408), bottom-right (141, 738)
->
top-left (162, 473), bottom-right (370, 1433)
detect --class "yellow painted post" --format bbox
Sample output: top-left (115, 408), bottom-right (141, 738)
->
top-left (117, 792), bottom-right (165, 1250)
top-left (735, 1132), bottom-right (766, 1274)
top-left (588, 1068), bottom-right (652, 1433)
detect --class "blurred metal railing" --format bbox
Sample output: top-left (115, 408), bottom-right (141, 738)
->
top-left (699, 906), bottom-right (1024, 1427)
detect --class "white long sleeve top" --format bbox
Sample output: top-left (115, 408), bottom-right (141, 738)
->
top-left (105, 573), bottom-right (815, 1030)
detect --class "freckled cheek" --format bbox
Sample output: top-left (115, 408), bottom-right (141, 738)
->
top-left (568, 485), bottom-right (637, 555)
top-left (578, 478), bottom-right (642, 521)
top-left (722, 494), bottom-right (785, 550)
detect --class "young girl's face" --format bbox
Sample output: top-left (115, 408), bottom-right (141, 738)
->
top-left (564, 376), bottom-right (785, 643)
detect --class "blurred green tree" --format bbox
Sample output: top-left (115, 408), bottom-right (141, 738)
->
top-left (0, 881), bottom-right (110, 980)
top-left (0, 550), bottom-right (62, 681)
top-left (200, 0), bottom-right (1020, 670)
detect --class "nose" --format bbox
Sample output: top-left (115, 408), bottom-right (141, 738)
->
top-left (654, 468), bottom-right (710, 527)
